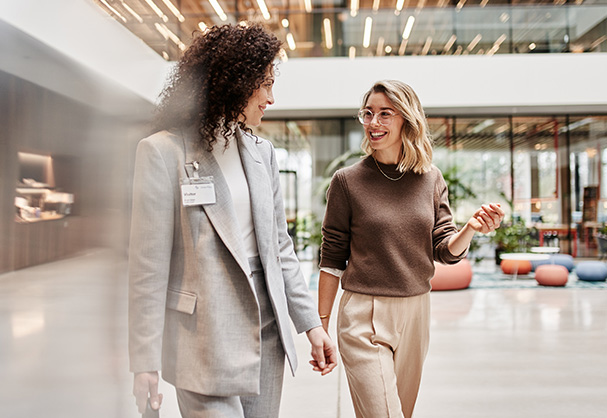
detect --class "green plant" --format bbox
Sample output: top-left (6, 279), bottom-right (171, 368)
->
top-left (296, 213), bottom-right (323, 251)
top-left (490, 220), bottom-right (538, 253)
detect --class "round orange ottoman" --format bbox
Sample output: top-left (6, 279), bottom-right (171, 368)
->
top-left (535, 264), bottom-right (568, 286)
top-left (431, 259), bottom-right (473, 291)
top-left (500, 259), bottom-right (532, 275)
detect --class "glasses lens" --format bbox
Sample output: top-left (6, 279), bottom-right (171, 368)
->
top-left (378, 112), bottom-right (393, 125)
top-left (358, 110), bottom-right (373, 124)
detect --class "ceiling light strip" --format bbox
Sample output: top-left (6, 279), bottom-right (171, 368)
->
top-left (286, 33), bottom-right (297, 50)
top-left (208, 0), bottom-right (228, 21)
top-left (304, 0), bottom-right (312, 13)
top-left (120, 1), bottom-right (143, 23)
top-left (143, 0), bottom-right (169, 22)
top-left (363, 17), bottom-right (373, 48)
top-left (398, 39), bottom-right (408, 55)
top-left (323, 18), bottom-right (333, 49)
top-left (99, 0), bottom-right (127, 22)
top-left (160, 0), bottom-right (185, 22)
top-left (350, 0), bottom-right (359, 17)
top-left (421, 36), bottom-right (432, 55)
top-left (256, 0), bottom-right (271, 20)
top-left (487, 34), bottom-right (507, 55)
top-left (402, 16), bottom-right (415, 40)
top-left (154, 22), bottom-right (169, 40)
top-left (443, 34), bottom-right (457, 53)
top-left (467, 34), bottom-right (482, 51)
top-left (395, 0), bottom-right (405, 14)
top-left (376, 36), bottom-right (385, 56)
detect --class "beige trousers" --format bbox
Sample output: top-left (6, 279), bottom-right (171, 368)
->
top-left (337, 291), bottom-right (431, 418)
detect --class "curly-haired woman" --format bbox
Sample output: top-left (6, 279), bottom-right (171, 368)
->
top-left (128, 23), bottom-right (337, 418)
top-left (317, 80), bottom-right (504, 418)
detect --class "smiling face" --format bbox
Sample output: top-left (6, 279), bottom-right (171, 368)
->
top-left (363, 92), bottom-right (404, 164)
top-left (241, 66), bottom-right (275, 127)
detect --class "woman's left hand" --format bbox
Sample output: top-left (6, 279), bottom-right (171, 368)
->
top-left (306, 326), bottom-right (338, 376)
top-left (467, 203), bottom-right (505, 234)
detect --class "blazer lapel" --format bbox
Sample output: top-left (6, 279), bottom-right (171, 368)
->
top-left (237, 129), bottom-right (274, 268)
top-left (183, 131), bottom-right (251, 278)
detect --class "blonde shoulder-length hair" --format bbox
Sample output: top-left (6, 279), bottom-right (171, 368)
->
top-left (360, 80), bottom-right (433, 174)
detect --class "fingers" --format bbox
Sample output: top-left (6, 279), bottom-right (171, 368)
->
top-left (133, 372), bottom-right (162, 413)
top-left (306, 327), bottom-right (338, 375)
top-left (310, 340), bottom-right (327, 370)
top-left (472, 203), bottom-right (505, 233)
top-left (149, 385), bottom-right (162, 411)
top-left (322, 348), bottom-right (339, 376)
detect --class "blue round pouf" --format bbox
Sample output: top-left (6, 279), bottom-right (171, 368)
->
top-left (576, 261), bottom-right (607, 282)
top-left (531, 258), bottom-right (552, 272)
top-left (549, 254), bottom-right (575, 272)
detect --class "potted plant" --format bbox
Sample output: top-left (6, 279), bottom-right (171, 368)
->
top-left (490, 220), bottom-right (539, 264)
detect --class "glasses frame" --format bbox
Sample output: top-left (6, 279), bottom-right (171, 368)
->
top-left (357, 109), bottom-right (398, 126)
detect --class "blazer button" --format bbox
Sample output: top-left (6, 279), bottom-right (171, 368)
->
top-left (276, 256), bottom-right (280, 263)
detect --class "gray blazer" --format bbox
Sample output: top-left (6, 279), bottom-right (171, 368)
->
top-left (128, 127), bottom-right (320, 396)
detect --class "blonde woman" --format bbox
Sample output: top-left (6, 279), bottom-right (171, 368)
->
top-left (317, 80), bottom-right (504, 418)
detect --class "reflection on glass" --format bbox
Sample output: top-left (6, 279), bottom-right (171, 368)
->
top-left (432, 117), bottom-right (510, 224)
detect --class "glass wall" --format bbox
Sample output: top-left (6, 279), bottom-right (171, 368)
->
top-left (255, 114), bottom-right (607, 261)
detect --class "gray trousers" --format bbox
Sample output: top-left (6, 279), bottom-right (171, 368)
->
top-left (176, 257), bottom-right (285, 418)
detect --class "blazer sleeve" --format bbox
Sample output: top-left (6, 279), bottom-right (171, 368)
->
top-left (128, 137), bottom-right (175, 373)
top-left (268, 143), bottom-right (322, 334)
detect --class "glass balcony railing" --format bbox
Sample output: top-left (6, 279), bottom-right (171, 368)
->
top-left (96, 1), bottom-right (607, 60)
top-left (280, 5), bottom-right (607, 58)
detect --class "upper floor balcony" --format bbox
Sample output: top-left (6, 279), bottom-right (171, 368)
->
top-left (93, 0), bottom-right (607, 60)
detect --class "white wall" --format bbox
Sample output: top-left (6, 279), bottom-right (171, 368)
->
top-left (270, 53), bottom-right (607, 117)
top-left (0, 0), bottom-right (172, 104)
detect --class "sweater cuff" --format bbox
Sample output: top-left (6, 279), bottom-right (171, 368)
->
top-left (319, 256), bottom-right (347, 270)
top-left (437, 241), bottom-right (468, 264)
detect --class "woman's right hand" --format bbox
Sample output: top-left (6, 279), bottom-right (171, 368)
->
top-left (133, 371), bottom-right (163, 414)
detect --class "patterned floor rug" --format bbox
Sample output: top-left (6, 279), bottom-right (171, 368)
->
top-left (469, 271), bottom-right (607, 290)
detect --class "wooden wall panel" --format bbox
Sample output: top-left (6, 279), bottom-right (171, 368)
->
top-left (1, 69), bottom-right (152, 273)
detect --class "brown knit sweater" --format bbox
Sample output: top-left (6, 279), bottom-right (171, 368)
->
top-left (320, 156), bottom-right (466, 297)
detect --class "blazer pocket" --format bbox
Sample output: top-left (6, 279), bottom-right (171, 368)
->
top-left (166, 288), bottom-right (197, 315)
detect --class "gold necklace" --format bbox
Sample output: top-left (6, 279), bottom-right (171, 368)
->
top-left (373, 156), bottom-right (405, 181)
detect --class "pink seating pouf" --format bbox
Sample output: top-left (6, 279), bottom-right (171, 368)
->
top-left (500, 259), bottom-right (532, 275)
top-left (535, 264), bottom-right (568, 287)
top-left (431, 259), bottom-right (473, 291)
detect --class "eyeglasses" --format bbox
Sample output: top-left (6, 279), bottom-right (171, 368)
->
top-left (357, 109), bottom-right (398, 126)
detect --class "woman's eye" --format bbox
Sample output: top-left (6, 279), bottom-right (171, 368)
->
top-left (380, 111), bottom-right (392, 117)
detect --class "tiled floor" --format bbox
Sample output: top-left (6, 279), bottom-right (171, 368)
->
top-left (1, 249), bottom-right (606, 417)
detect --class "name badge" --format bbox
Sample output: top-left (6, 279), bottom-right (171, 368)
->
top-left (181, 176), bottom-right (216, 206)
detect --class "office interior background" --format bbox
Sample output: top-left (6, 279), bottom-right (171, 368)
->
top-left (2, 0), bottom-right (607, 274)
top-left (0, 1), bottom-right (606, 417)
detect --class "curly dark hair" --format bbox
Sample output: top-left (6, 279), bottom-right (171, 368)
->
top-left (154, 23), bottom-right (282, 150)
